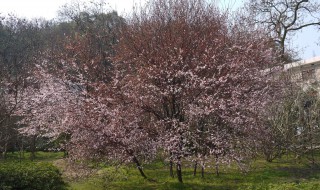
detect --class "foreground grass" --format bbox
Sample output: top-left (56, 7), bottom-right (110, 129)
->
top-left (67, 156), bottom-right (320, 190)
top-left (2, 152), bottom-right (320, 189)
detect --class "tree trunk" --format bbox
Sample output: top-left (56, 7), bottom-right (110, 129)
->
top-left (132, 156), bottom-right (147, 179)
top-left (215, 155), bottom-right (219, 177)
top-left (63, 150), bottom-right (68, 158)
top-left (30, 135), bottom-right (36, 161)
top-left (170, 159), bottom-right (174, 178)
top-left (176, 159), bottom-right (183, 183)
top-left (308, 123), bottom-right (315, 166)
top-left (193, 161), bottom-right (197, 176)
top-left (201, 162), bottom-right (204, 178)
top-left (2, 141), bottom-right (8, 160)
top-left (63, 135), bottom-right (69, 158)
top-left (265, 151), bottom-right (274, 162)
top-left (19, 145), bottom-right (23, 161)
top-left (19, 139), bottom-right (24, 161)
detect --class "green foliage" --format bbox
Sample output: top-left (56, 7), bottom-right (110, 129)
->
top-left (0, 161), bottom-right (67, 190)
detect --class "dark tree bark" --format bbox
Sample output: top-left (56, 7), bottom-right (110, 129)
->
top-left (170, 159), bottom-right (174, 178)
top-left (215, 155), bottom-right (220, 177)
top-left (132, 155), bottom-right (148, 179)
top-left (176, 159), bottom-right (183, 183)
top-left (19, 140), bottom-right (24, 161)
top-left (201, 162), bottom-right (205, 178)
top-left (2, 140), bottom-right (8, 159)
top-left (193, 161), bottom-right (198, 176)
top-left (30, 135), bottom-right (36, 161)
top-left (248, 0), bottom-right (320, 62)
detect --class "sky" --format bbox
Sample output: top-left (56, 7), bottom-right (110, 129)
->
top-left (0, 0), bottom-right (319, 60)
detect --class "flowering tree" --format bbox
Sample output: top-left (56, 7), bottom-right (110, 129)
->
top-left (12, 64), bottom-right (79, 158)
top-left (113, 0), bottom-right (283, 182)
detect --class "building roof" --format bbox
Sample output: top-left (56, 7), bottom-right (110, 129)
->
top-left (284, 56), bottom-right (320, 71)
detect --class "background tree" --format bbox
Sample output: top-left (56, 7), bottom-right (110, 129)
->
top-left (57, 0), bottom-right (124, 84)
top-left (16, 67), bottom-right (78, 159)
top-left (0, 16), bottom-right (46, 159)
top-left (260, 87), bottom-right (300, 162)
top-left (247, 0), bottom-right (320, 61)
top-left (261, 86), bottom-right (320, 164)
top-left (289, 88), bottom-right (320, 164)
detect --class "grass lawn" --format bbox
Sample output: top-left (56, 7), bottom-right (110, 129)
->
top-left (2, 151), bottom-right (320, 189)
top-left (67, 156), bottom-right (320, 190)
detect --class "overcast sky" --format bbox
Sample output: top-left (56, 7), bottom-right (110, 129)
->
top-left (0, 0), bottom-right (138, 18)
top-left (0, 0), bottom-right (318, 60)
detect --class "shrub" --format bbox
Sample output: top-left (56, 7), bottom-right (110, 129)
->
top-left (0, 162), bottom-right (66, 190)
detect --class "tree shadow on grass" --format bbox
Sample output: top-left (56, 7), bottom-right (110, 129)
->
top-left (109, 180), bottom-right (239, 190)
top-left (277, 165), bottom-right (320, 179)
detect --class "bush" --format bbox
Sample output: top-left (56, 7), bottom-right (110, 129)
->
top-left (0, 162), bottom-right (66, 190)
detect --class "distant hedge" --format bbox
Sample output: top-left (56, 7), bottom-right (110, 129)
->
top-left (0, 162), bottom-right (66, 190)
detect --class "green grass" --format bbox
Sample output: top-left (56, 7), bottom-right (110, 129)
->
top-left (2, 152), bottom-right (320, 190)
top-left (67, 156), bottom-right (320, 190)
top-left (0, 151), bottom-right (64, 162)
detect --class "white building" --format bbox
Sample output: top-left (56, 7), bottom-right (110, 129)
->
top-left (284, 56), bottom-right (320, 90)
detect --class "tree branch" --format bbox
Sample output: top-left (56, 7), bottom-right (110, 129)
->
top-left (288, 22), bottom-right (320, 31)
